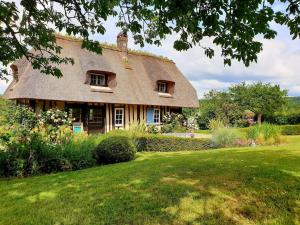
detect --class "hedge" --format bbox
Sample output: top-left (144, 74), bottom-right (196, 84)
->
top-left (135, 135), bottom-right (212, 152)
top-left (237, 125), bottom-right (300, 136)
top-left (264, 113), bottom-right (300, 125)
top-left (280, 125), bottom-right (300, 135)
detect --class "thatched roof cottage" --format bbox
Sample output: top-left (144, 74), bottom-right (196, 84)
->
top-left (4, 33), bottom-right (198, 133)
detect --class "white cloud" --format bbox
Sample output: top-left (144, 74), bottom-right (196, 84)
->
top-left (0, 79), bottom-right (10, 94)
top-left (149, 28), bottom-right (300, 98)
top-left (191, 79), bottom-right (233, 98)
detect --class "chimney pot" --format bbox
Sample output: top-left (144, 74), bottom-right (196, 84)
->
top-left (11, 65), bottom-right (19, 82)
top-left (117, 31), bottom-right (128, 52)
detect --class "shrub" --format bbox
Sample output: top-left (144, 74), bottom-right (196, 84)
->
top-left (37, 143), bottom-right (64, 173)
top-left (0, 105), bottom-right (105, 177)
top-left (38, 109), bottom-right (73, 144)
top-left (0, 151), bottom-right (7, 177)
top-left (211, 128), bottom-right (243, 147)
top-left (246, 123), bottom-right (281, 145)
top-left (208, 118), bottom-right (226, 131)
top-left (161, 124), bottom-right (174, 133)
top-left (265, 113), bottom-right (300, 125)
top-left (128, 123), bottom-right (148, 136)
top-left (161, 113), bottom-right (187, 133)
top-left (146, 125), bottom-right (159, 134)
top-left (244, 110), bottom-right (255, 126)
top-left (93, 136), bottom-right (136, 164)
top-left (0, 132), bottom-right (102, 177)
top-left (5, 132), bottom-right (47, 177)
top-left (60, 134), bottom-right (101, 170)
top-left (135, 135), bottom-right (211, 152)
top-left (280, 125), bottom-right (300, 135)
top-left (6, 104), bottom-right (38, 130)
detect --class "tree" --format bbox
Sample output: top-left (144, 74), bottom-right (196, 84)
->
top-left (197, 90), bottom-right (244, 129)
top-left (0, 0), bottom-right (300, 79)
top-left (229, 82), bottom-right (288, 124)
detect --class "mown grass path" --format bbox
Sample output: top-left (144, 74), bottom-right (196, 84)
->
top-left (1, 136), bottom-right (300, 225)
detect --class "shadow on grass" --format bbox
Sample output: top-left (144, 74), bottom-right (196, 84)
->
top-left (1, 147), bottom-right (300, 224)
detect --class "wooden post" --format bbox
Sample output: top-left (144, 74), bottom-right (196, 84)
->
top-left (133, 105), bottom-right (138, 124)
top-left (129, 105), bottom-right (134, 128)
top-left (139, 105), bottom-right (144, 124)
top-left (125, 104), bottom-right (129, 129)
top-left (109, 104), bottom-right (113, 131)
top-left (105, 104), bottom-right (109, 133)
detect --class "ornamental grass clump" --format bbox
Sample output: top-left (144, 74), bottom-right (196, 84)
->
top-left (208, 118), bottom-right (226, 131)
top-left (247, 123), bottom-right (282, 145)
top-left (211, 128), bottom-right (243, 148)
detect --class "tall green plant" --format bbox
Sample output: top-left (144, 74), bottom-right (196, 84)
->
top-left (208, 118), bottom-right (226, 131)
top-left (247, 123), bottom-right (281, 144)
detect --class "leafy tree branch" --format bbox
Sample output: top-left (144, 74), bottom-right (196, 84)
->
top-left (0, 0), bottom-right (300, 79)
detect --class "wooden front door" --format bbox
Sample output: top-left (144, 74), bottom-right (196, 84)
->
top-left (87, 107), bottom-right (105, 133)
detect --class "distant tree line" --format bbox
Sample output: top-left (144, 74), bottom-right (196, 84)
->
top-left (184, 82), bottom-right (297, 129)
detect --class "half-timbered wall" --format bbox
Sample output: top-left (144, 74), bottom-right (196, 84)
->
top-left (105, 104), bottom-right (173, 133)
top-left (20, 99), bottom-right (180, 134)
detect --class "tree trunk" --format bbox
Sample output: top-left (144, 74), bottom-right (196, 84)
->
top-left (257, 113), bottom-right (262, 125)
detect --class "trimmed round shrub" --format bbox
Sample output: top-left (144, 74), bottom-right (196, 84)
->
top-left (93, 136), bottom-right (136, 164)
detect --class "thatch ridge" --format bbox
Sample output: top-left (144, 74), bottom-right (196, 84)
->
top-left (55, 34), bottom-right (173, 62)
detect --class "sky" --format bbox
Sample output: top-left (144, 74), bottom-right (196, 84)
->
top-left (1, 6), bottom-right (300, 98)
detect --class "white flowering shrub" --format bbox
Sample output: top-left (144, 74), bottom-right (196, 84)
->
top-left (161, 112), bottom-right (198, 133)
top-left (161, 113), bottom-right (187, 133)
top-left (38, 108), bottom-right (72, 127)
top-left (38, 109), bottom-right (73, 144)
top-left (186, 116), bottom-right (199, 130)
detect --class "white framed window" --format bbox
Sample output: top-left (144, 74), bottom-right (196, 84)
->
top-left (158, 82), bottom-right (167, 93)
top-left (154, 108), bottom-right (160, 124)
top-left (90, 74), bottom-right (106, 86)
top-left (114, 108), bottom-right (124, 127)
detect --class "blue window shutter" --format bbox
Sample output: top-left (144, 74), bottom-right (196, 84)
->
top-left (147, 108), bottom-right (154, 124)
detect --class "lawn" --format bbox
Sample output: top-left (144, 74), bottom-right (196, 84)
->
top-left (1, 137), bottom-right (300, 225)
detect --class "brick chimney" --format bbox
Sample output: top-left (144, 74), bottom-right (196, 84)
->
top-left (11, 64), bottom-right (18, 82)
top-left (117, 31), bottom-right (128, 52)
top-left (117, 31), bottom-right (131, 69)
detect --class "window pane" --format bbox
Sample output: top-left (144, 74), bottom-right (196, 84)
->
top-left (115, 108), bottom-right (124, 126)
top-left (158, 83), bottom-right (167, 93)
top-left (153, 109), bottom-right (160, 123)
top-left (90, 74), bottom-right (106, 86)
top-left (99, 75), bottom-right (105, 85)
top-left (70, 108), bottom-right (82, 122)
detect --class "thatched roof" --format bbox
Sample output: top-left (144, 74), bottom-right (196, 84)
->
top-left (4, 35), bottom-right (198, 108)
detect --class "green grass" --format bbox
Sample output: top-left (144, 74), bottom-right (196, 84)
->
top-left (194, 129), bottom-right (212, 134)
top-left (1, 137), bottom-right (300, 225)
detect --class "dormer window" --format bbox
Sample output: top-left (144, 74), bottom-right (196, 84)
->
top-left (156, 80), bottom-right (175, 98)
top-left (158, 82), bottom-right (167, 93)
top-left (86, 70), bottom-right (116, 93)
top-left (90, 74), bottom-right (107, 86)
